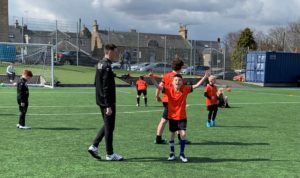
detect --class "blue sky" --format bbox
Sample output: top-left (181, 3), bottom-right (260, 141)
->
top-left (8, 0), bottom-right (300, 40)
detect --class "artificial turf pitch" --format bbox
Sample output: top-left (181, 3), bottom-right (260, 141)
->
top-left (0, 86), bottom-right (300, 177)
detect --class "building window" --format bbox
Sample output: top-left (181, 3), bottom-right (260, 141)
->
top-left (132, 48), bottom-right (137, 58)
top-left (148, 40), bottom-right (159, 48)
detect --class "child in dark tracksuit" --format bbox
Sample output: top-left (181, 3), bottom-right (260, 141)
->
top-left (17, 70), bottom-right (33, 129)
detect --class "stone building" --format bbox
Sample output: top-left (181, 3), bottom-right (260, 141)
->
top-left (0, 0), bottom-right (9, 42)
top-left (91, 20), bottom-right (212, 65)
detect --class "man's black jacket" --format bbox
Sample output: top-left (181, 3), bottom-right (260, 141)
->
top-left (95, 58), bottom-right (116, 108)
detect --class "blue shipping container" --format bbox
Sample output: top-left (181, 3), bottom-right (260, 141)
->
top-left (0, 44), bottom-right (17, 62)
top-left (246, 51), bottom-right (300, 85)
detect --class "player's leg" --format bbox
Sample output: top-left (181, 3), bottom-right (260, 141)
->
top-left (207, 106), bottom-right (213, 127)
top-left (178, 120), bottom-right (188, 162)
top-left (211, 105), bottom-right (218, 126)
top-left (17, 102), bottom-right (29, 129)
top-left (155, 118), bottom-right (168, 143)
top-left (143, 90), bottom-right (147, 106)
top-left (136, 90), bottom-right (141, 106)
top-left (224, 96), bottom-right (230, 108)
top-left (104, 105), bottom-right (123, 161)
top-left (88, 106), bottom-right (106, 159)
top-left (155, 102), bottom-right (168, 144)
top-left (168, 120), bottom-right (176, 161)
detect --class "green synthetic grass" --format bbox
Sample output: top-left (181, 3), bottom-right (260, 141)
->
top-left (0, 63), bottom-right (135, 85)
top-left (1, 86), bottom-right (300, 177)
top-left (1, 63), bottom-right (200, 85)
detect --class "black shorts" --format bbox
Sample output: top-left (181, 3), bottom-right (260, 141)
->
top-left (207, 104), bottom-right (218, 111)
top-left (169, 119), bottom-right (187, 132)
top-left (162, 102), bottom-right (168, 119)
top-left (137, 90), bottom-right (147, 96)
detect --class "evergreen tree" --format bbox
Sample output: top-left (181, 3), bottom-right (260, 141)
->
top-left (231, 28), bottom-right (257, 69)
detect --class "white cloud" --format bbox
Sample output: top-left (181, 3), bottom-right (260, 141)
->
top-left (8, 0), bottom-right (300, 40)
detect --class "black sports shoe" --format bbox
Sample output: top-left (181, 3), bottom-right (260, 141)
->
top-left (154, 139), bottom-right (167, 144)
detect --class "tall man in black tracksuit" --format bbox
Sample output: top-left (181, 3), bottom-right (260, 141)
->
top-left (88, 44), bottom-right (124, 161)
top-left (16, 69), bottom-right (33, 129)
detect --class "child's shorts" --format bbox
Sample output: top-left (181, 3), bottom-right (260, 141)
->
top-left (169, 119), bottom-right (187, 132)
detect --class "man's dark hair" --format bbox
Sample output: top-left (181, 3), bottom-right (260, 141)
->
top-left (139, 76), bottom-right (144, 80)
top-left (104, 44), bottom-right (117, 53)
top-left (173, 74), bottom-right (183, 79)
top-left (171, 58), bottom-right (184, 71)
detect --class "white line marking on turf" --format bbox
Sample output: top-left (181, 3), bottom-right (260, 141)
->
top-left (26, 109), bottom-right (163, 116)
top-left (1, 101), bottom-right (300, 109)
top-left (118, 90), bottom-right (131, 94)
top-left (0, 104), bottom-right (142, 108)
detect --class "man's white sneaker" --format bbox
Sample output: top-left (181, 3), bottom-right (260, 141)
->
top-left (88, 145), bottom-right (101, 160)
top-left (168, 153), bottom-right (175, 161)
top-left (180, 154), bottom-right (188, 163)
top-left (106, 153), bottom-right (124, 161)
top-left (17, 125), bottom-right (31, 129)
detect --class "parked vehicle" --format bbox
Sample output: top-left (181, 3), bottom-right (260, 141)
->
top-left (130, 63), bottom-right (150, 71)
top-left (111, 62), bottom-right (122, 69)
top-left (54, 51), bottom-right (99, 67)
top-left (214, 71), bottom-right (237, 80)
top-left (233, 73), bottom-right (245, 81)
top-left (139, 63), bottom-right (172, 73)
top-left (181, 65), bottom-right (210, 75)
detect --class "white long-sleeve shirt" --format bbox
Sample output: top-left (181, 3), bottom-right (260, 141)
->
top-left (6, 65), bottom-right (15, 74)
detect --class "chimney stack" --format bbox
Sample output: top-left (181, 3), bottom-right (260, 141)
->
top-left (179, 25), bottom-right (188, 39)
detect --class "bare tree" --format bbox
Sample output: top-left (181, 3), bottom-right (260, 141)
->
top-left (224, 31), bottom-right (240, 54)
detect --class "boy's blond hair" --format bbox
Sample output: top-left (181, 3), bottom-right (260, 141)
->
top-left (208, 75), bottom-right (216, 81)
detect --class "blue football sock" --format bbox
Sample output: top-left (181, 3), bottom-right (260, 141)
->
top-left (180, 139), bottom-right (186, 155)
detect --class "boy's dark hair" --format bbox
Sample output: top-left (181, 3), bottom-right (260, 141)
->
top-left (139, 76), bottom-right (144, 80)
top-left (173, 74), bottom-right (183, 79)
top-left (104, 44), bottom-right (117, 53)
top-left (23, 69), bottom-right (33, 77)
top-left (171, 58), bottom-right (184, 71)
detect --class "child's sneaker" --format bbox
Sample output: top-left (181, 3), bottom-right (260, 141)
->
top-left (88, 145), bottom-right (101, 160)
top-left (17, 125), bottom-right (31, 129)
top-left (210, 120), bottom-right (215, 127)
top-left (106, 153), bottom-right (124, 161)
top-left (206, 121), bottom-right (211, 128)
top-left (168, 153), bottom-right (175, 161)
top-left (136, 104), bottom-right (140, 107)
top-left (179, 154), bottom-right (188, 163)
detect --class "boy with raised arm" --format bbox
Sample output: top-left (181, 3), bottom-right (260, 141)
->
top-left (149, 72), bottom-right (208, 162)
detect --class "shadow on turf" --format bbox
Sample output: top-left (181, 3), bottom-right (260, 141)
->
top-left (216, 125), bottom-right (267, 128)
top-left (190, 141), bottom-right (270, 146)
top-left (187, 157), bottom-right (271, 163)
top-left (124, 157), bottom-right (270, 163)
top-left (0, 113), bottom-right (17, 116)
top-left (33, 127), bottom-right (96, 131)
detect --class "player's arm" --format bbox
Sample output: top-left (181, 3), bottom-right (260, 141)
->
top-left (102, 64), bottom-right (113, 108)
top-left (149, 73), bottom-right (163, 90)
top-left (192, 71), bottom-right (210, 89)
top-left (155, 82), bottom-right (163, 102)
